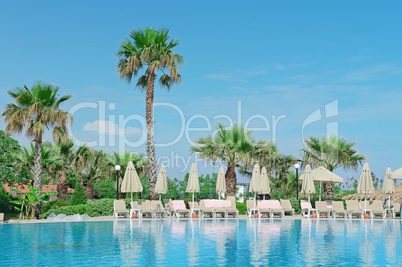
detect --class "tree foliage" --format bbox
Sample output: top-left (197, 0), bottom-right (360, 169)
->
top-left (0, 130), bottom-right (22, 184)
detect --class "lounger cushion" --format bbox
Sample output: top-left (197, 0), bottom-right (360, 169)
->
top-left (204, 200), bottom-right (231, 208)
top-left (172, 200), bottom-right (187, 210)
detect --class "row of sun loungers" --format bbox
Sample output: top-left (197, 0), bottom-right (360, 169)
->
top-left (302, 200), bottom-right (396, 219)
top-left (113, 197), bottom-right (240, 219)
top-left (114, 198), bottom-right (400, 219)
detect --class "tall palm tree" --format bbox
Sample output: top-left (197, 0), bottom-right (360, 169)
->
top-left (54, 138), bottom-right (75, 200)
top-left (117, 28), bottom-right (183, 200)
top-left (190, 124), bottom-right (259, 196)
top-left (301, 135), bottom-right (366, 198)
top-left (2, 82), bottom-right (73, 195)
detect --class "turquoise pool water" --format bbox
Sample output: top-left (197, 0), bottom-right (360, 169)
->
top-left (1, 219), bottom-right (401, 266)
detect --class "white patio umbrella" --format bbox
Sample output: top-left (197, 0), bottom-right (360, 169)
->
top-left (249, 164), bottom-right (260, 209)
top-left (120, 161), bottom-right (143, 202)
top-left (186, 163), bottom-right (200, 210)
top-left (357, 163), bottom-right (375, 211)
top-left (391, 168), bottom-right (402, 180)
top-left (259, 167), bottom-right (271, 200)
top-left (382, 167), bottom-right (395, 219)
top-left (216, 167), bottom-right (226, 199)
top-left (155, 165), bottom-right (168, 201)
top-left (300, 165), bottom-right (316, 203)
top-left (299, 166), bottom-right (343, 200)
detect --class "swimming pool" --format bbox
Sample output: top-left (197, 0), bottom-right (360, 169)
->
top-left (1, 219), bottom-right (401, 266)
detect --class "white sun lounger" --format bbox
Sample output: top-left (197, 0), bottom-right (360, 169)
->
top-left (113, 200), bottom-right (129, 219)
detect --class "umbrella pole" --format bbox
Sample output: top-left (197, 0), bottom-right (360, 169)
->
top-left (365, 195), bottom-right (367, 211)
top-left (389, 195), bottom-right (391, 220)
top-left (254, 193), bottom-right (256, 210)
top-left (319, 181), bottom-right (322, 201)
top-left (308, 193), bottom-right (310, 204)
top-left (192, 192), bottom-right (194, 210)
top-left (159, 194), bottom-right (161, 202)
top-left (131, 192), bottom-right (133, 203)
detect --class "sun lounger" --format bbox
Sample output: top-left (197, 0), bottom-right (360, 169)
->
top-left (138, 200), bottom-right (154, 218)
top-left (202, 199), bottom-right (231, 218)
top-left (171, 200), bottom-right (191, 218)
top-left (368, 200), bottom-right (386, 219)
top-left (200, 200), bottom-right (215, 218)
top-left (280, 199), bottom-right (295, 216)
top-left (113, 200), bottom-right (129, 219)
top-left (315, 201), bottom-right (332, 218)
top-left (226, 196), bottom-right (239, 218)
top-left (346, 200), bottom-right (364, 219)
top-left (332, 201), bottom-right (347, 218)
top-left (257, 200), bottom-right (272, 218)
top-left (257, 200), bottom-right (285, 218)
top-left (300, 200), bottom-right (317, 218)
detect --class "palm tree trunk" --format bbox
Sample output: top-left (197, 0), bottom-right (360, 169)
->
top-left (33, 141), bottom-right (42, 194)
top-left (33, 140), bottom-right (42, 218)
top-left (146, 72), bottom-right (158, 200)
top-left (57, 170), bottom-right (68, 200)
top-left (323, 182), bottom-right (334, 199)
top-left (225, 163), bottom-right (237, 196)
top-left (86, 177), bottom-right (94, 201)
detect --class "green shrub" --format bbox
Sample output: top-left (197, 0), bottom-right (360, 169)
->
top-left (41, 199), bottom-right (69, 214)
top-left (39, 198), bottom-right (116, 219)
top-left (289, 197), bottom-right (301, 214)
top-left (236, 202), bottom-right (247, 215)
top-left (0, 185), bottom-right (11, 213)
top-left (70, 181), bottom-right (87, 206)
top-left (94, 178), bottom-right (116, 199)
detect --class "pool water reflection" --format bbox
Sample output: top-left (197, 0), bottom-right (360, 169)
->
top-left (1, 219), bottom-right (401, 266)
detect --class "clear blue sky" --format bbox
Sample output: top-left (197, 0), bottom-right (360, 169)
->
top-left (1, 1), bottom-right (402, 185)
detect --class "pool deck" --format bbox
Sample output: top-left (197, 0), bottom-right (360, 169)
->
top-left (3, 214), bottom-right (401, 224)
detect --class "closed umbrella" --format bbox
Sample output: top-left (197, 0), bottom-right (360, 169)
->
top-left (216, 167), bottom-right (226, 199)
top-left (299, 166), bottom-right (343, 201)
top-left (382, 168), bottom-right (395, 219)
top-left (249, 164), bottom-right (260, 210)
top-left (186, 163), bottom-right (200, 210)
top-left (120, 161), bottom-right (143, 202)
top-left (300, 165), bottom-right (316, 203)
top-left (357, 163), bottom-right (374, 211)
top-left (155, 165), bottom-right (168, 201)
top-left (259, 167), bottom-right (271, 200)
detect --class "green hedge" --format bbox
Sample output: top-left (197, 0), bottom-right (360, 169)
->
top-left (41, 199), bottom-right (69, 214)
top-left (236, 202), bottom-right (247, 215)
top-left (40, 198), bottom-right (116, 219)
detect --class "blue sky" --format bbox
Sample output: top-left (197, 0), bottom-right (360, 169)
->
top-left (1, 1), bottom-right (402, 185)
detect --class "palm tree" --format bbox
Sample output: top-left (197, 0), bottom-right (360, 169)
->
top-left (190, 124), bottom-right (258, 196)
top-left (13, 142), bottom-right (62, 184)
top-left (84, 150), bottom-right (109, 201)
top-left (54, 138), bottom-right (75, 200)
top-left (117, 28), bottom-right (183, 200)
top-left (2, 82), bottom-right (73, 195)
top-left (301, 135), bottom-right (366, 198)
